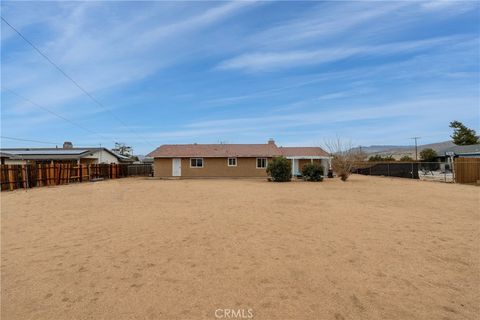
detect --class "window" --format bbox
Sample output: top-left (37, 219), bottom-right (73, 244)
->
top-left (256, 158), bottom-right (267, 169)
top-left (228, 158), bottom-right (237, 167)
top-left (190, 158), bottom-right (203, 168)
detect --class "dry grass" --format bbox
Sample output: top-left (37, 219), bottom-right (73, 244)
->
top-left (1, 176), bottom-right (479, 320)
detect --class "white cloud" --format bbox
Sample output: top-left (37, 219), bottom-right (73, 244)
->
top-left (1, 1), bottom-right (260, 114)
top-left (136, 1), bottom-right (259, 47)
top-left (249, 2), bottom-right (409, 48)
top-left (187, 96), bottom-right (477, 130)
top-left (217, 36), bottom-right (466, 72)
top-left (421, 0), bottom-right (478, 12)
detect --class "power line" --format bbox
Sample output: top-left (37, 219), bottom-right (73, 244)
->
top-left (410, 136), bottom-right (421, 161)
top-left (4, 88), bottom-right (96, 135)
top-left (3, 88), bottom-right (115, 144)
top-left (1, 136), bottom-right (61, 146)
top-left (1, 16), bottom-right (154, 147)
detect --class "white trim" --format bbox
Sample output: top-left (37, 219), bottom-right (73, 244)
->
top-left (227, 157), bottom-right (237, 167)
top-left (190, 157), bottom-right (204, 168)
top-left (256, 157), bottom-right (267, 169)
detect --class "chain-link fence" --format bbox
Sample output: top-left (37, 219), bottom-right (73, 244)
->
top-left (352, 161), bottom-right (454, 183)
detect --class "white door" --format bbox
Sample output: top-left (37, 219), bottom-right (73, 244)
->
top-left (172, 158), bottom-right (181, 176)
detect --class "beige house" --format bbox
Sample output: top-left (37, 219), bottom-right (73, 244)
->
top-left (148, 140), bottom-right (330, 178)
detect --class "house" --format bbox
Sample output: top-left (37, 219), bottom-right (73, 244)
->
top-left (147, 139), bottom-right (330, 178)
top-left (136, 155), bottom-right (154, 164)
top-left (431, 144), bottom-right (480, 172)
top-left (0, 151), bottom-right (22, 165)
top-left (0, 142), bottom-right (133, 165)
top-left (435, 144), bottom-right (480, 165)
top-left (436, 144), bottom-right (480, 160)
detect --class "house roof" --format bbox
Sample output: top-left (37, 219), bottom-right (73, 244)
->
top-left (148, 143), bottom-right (282, 158)
top-left (437, 144), bottom-right (480, 156)
top-left (279, 147), bottom-right (329, 157)
top-left (114, 153), bottom-right (136, 162)
top-left (148, 142), bottom-right (329, 158)
top-left (0, 148), bottom-right (92, 160)
top-left (0, 151), bottom-right (16, 159)
top-left (2, 149), bottom-right (91, 155)
top-left (0, 147), bottom-right (129, 161)
top-left (71, 147), bottom-right (130, 161)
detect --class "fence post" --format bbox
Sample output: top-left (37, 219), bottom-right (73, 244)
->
top-left (387, 163), bottom-right (390, 177)
top-left (444, 162), bottom-right (447, 182)
top-left (8, 167), bottom-right (14, 191)
top-left (411, 162), bottom-right (414, 179)
top-left (452, 158), bottom-right (456, 183)
top-left (22, 165), bottom-right (27, 189)
top-left (25, 165), bottom-right (29, 189)
top-left (38, 164), bottom-right (42, 187)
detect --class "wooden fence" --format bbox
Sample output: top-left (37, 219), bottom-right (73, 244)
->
top-left (454, 158), bottom-right (480, 184)
top-left (0, 163), bottom-right (152, 191)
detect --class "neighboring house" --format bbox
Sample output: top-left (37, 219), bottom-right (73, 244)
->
top-left (436, 144), bottom-right (480, 161)
top-left (0, 142), bottom-right (132, 165)
top-left (431, 144), bottom-right (480, 173)
top-left (147, 139), bottom-right (330, 178)
top-left (136, 155), bottom-right (154, 164)
top-left (0, 151), bottom-right (22, 165)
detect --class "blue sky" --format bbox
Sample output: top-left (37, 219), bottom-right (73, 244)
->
top-left (1, 1), bottom-right (479, 154)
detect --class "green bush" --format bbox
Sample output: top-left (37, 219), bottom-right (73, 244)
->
top-left (399, 155), bottom-right (414, 161)
top-left (420, 148), bottom-right (438, 162)
top-left (266, 157), bottom-right (291, 182)
top-left (301, 163), bottom-right (324, 181)
top-left (368, 155), bottom-right (395, 162)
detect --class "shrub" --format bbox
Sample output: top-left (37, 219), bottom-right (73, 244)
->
top-left (266, 157), bottom-right (291, 182)
top-left (399, 155), bottom-right (414, 161)
top-left (369, 155), bottom-right (395, 162)
top-left (420, 148), bottom-right (438, 162)
top-left (301, 163), bottom-right (324, 181)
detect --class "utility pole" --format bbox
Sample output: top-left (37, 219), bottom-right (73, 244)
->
top-left (410, 137), bottom-right (421, 160)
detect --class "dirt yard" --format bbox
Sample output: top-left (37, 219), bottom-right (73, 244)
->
top-left (1, 175), bottom-right (479, 320)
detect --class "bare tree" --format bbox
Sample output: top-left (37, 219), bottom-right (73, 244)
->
top-left (323, 138), bottom-right (358, 181)
top-left (113, 142), bottom-right (133, 157)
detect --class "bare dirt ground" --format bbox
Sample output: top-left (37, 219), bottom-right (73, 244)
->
top-left (1, 175), bottom-right (479, 320)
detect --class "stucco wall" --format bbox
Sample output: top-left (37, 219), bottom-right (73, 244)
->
top-left (154, 158), bottom-right (173, 177)
top-left (154, 157), bottom-right (270, 178)
top-left (83, 150), bottom-right (119, 164)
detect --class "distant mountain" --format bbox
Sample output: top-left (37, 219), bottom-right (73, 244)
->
top-left (353, 141), bottom-right (456, 160)
top-left (352, 145), bottom-right (411, 154)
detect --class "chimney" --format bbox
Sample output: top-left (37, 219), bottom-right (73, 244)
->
top-left (268, 138), bottom-right (275, 145)
top-left (63, 141), bottom-right (73, 149)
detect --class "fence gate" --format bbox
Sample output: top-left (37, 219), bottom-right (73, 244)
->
top-left (454, 158), bottom-right (480, 184)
